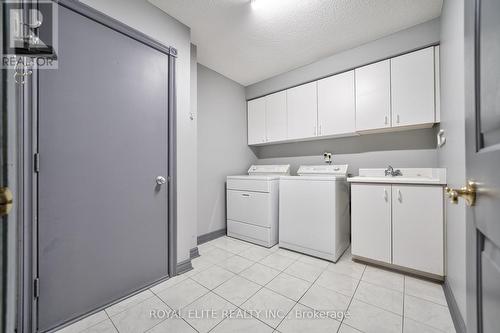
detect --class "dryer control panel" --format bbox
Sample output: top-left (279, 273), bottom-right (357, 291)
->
top-left (297, 164), bottom-right (348, 176)
top-left (248, 165), bottom-right (290, 176)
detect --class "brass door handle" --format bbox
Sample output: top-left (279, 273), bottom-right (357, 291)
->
top-left (445, 181), bottom-right (477, 206)
top-left (0, 187), bottom-right (14, 216)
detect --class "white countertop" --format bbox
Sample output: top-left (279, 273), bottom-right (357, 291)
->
top-left (347, 168), bottom-right (446, 185)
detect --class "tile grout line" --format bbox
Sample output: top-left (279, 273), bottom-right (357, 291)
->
top-left (336, 264), bottom-right (367, 332)
top-left (182, 240), bottom-right (281, 332)
top-left (286, 258), bottom-right (341, 331)
top-left (219, 249), bottom-right (311, 331)
top-left (348, 278), bottom-right (407, 317)
top-left (402, 276), bottom-right (406, 333)
top-left (64, 238), bottom-right (451, 333)
top-left (147, 283), bottom-right (200, 333)
top-left (103, 308), bottom-right (121, 333)
top-left (221, 236), bottom-right (346, 332)
top-left (233, 259), bottom-right (295, 331)
top-left (404, 291), bottom-right (451, 308)
top-left (58, 239), bottom-right (261, 333)
top-left (151, 243), bottom-right (250, 333)
top-left (254, 258), bottom-right (304, 304)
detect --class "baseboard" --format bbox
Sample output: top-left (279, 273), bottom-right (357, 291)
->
top-left (443, 279), bottom-right (466, 333)
top-left (197, 228), bottom-right (226, 245)
top-left (176, 258), bottom-right (193, 276)
top-left (190, 247), bottom-right (200, 259)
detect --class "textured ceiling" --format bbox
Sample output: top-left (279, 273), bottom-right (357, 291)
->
top-left (149, 0), bottom-right (442, 86)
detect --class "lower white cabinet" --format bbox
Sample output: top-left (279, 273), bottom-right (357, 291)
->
top-left (351, 184), bottom-right (392, 263)
top-left (392, 185), bottom-right (444, 275)
top-left (351, 183), bottom-right (444, 276)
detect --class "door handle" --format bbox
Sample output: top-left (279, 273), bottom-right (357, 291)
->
top-left (445, 181), bottom-right (477, 206)
top-left (156, 176), bottom-right (167, 185)
top-left (0, 187), bottom-right (14, 216)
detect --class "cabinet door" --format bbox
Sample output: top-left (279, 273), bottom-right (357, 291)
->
top-left (287, 81), bottom-right (318, 140)
top-left (247, 97), bottom-right (266, 145)
top-left (266, 91), bottom-right (287, 142)
top-left (351, 184), bottom-right (392, 263)
top-left (317, 71), bottom-right (356, 136)
top-left (392, 185), bottom-right (444, 275)
top-left (355, 60), bottom-right (391, 131)
top-left (391, 47), bottom-right (435, 127)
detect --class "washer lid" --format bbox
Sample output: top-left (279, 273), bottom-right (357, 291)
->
top-left (248, 164), bottom-right (290, 176)
top-left (297, 164), bottom-right (349, 177)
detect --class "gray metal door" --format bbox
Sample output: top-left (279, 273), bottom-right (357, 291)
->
top-left (37, 4), bottom-right (170, 331)
top-left (464, 0), bottom-right (500, 332)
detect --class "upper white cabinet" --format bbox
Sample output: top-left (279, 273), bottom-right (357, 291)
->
top-left (355, 60), bottom-right (391, 132)
top-left (434, 46), bottom-right (441, 122)
top-left (391, 47), bottom-right (435, 127)
top-left (287, 82), bottom-right (318, 140)
top-left (266, 91), bottom-right (287, 142)
top-left (317, 71), bottom-right (356, 136)
top-left (247, 98), bottom-right (266, 145)
top-left (247, 47), bottom-right (440, 146)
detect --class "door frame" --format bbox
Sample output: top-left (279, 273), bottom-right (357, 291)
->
top-left (19, 0), bottom-right (178, 331)
top-left (464, 0), bottom-right (478, 330)
top-left (464, 0), bottom-right (486, 332)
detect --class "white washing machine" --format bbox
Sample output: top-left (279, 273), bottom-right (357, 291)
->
top-left (279, 165), bottom-right (350, 262)
top-left (226, 165), bottom-right (290, 247)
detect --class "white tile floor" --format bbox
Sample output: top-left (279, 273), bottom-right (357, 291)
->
top-left (56, 236), bottom-right (456, 333)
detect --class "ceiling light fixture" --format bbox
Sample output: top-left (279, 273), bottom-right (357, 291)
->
top-left (250, 0), bottom-right (262, 10)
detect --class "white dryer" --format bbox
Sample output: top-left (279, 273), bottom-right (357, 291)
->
top-left (279, 165), bottom-right (350, 262)
top-left (226, 165), bottom-right (290, 247)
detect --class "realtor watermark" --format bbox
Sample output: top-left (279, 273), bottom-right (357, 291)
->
top-left (2, 0), bottom-right (58, 69)
top-left (150, 308), bottom-right (351, 321)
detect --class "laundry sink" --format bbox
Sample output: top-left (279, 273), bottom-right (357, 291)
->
top-left (347, 168), bottom-right (446, 185)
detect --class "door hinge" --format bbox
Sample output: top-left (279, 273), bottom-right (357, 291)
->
top-left (34, 278), bottom-right (40, 298)
top-left (34, 153), bottom-right (40, 173)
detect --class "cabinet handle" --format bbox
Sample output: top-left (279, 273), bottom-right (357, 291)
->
top-left (384, 116), bottom-right (388, 125)
top-left (314, 126), bottom-right (317, 136)
top-left (384, 188), bottom-right (388, 201)
top-left (319, 125), bottom-right (322, 135)
top-left (241, 193), bottom-right (250, 197)
top-left (396, 114), bottom-right (400, 124)
top-left (397, 189), bottom-right (402, 202)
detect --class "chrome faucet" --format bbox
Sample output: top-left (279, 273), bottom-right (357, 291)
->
top-left (385, 165), bottom-right (403, 177)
